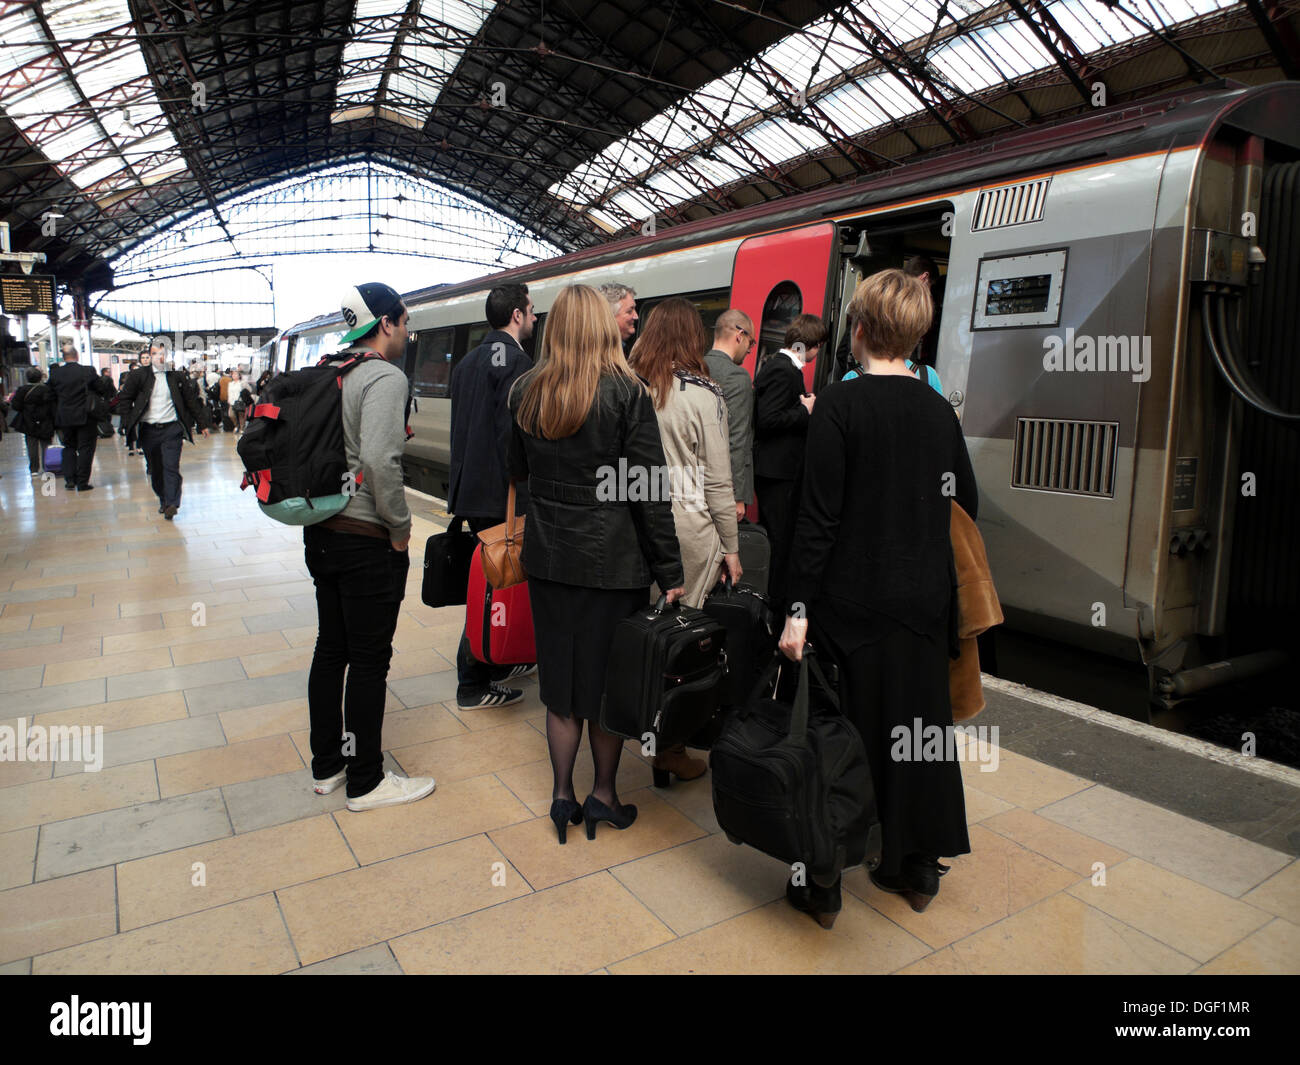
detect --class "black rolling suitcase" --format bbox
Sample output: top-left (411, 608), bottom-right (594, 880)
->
top-left (688, 579), bottom-right (777, 749)
top-left (736, 520), bottom-right (771, 594)
top-left (601, 596), bottom-right (727, 749)
top-left (421, 518), bottom-right (476, 608)
top-left (711, 648), bottom-right (881, 886)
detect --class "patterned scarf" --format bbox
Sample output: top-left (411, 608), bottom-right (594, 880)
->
top-left (674, 367), bottom-right (725, 423)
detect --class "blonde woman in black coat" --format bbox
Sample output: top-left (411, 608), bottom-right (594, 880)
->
top-left (779, 268), bottom-right (978, 927)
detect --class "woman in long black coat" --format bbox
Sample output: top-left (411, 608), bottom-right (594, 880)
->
top-left (779, 267), bottom-right (978, 926)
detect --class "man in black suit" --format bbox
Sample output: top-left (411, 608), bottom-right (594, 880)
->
top-left (116, 340), bottom-right (211, 519)
top-left (753, 313), bottom-right (826, 604)
top-left (48, 341), bottom-right (115, 492)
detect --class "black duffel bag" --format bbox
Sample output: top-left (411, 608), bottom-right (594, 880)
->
top-left (601, 594), bottom-right (727, 750)
top-left (421, 517), bottom-right (477, 608)
top-left (711, 646), bottom-right (881, 887)
top-left (687, 578), bottom-right (777, 749)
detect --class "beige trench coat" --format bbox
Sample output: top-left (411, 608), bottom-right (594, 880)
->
top-left (654, 377), bottom-right (740, 607)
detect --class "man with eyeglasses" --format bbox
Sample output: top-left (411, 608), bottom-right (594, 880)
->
top-left (704, 309), bottom-right (757, 524)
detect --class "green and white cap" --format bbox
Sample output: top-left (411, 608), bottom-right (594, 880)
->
top-left (340, 282), bottom-right (403, 344)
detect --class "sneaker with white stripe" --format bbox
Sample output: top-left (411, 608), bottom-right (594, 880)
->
top-left (494, 663), bottom-right (537, 682)
top-left (456, 683), bottom-right (525, 711)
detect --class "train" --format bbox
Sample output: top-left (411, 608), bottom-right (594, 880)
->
top-left (276, 80), bottom-right (1300, 704)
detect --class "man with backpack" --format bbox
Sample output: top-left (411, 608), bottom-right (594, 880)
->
top-left (48, 343), bottom-right (115, 492)
top-left (447, 283), bottom-right (537, 711)
top-left (117, 340), bottom-right (211, 518)
top-left (290, 282), bottom-right (435, 811)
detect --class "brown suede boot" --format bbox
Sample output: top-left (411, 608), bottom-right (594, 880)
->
top-left (651, 743), bottom-right (707, 788)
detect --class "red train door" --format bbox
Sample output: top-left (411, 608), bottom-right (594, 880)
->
top-left (729, 221), bottom-right (838, 390)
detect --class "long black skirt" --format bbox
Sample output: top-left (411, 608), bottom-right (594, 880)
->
top-left (814, 614), bottom-right (970, 878)
top-left (528, 576), bottom-right (647, 722)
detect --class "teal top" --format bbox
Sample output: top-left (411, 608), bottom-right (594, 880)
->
top-left (842, 359), bottom-right (943, 395)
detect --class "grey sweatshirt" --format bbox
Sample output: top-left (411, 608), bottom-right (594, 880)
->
top-left (339, 355), bottom-right (412, 541)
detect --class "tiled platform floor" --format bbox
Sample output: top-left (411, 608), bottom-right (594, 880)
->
top-left (1, 430), bottom-right (1297, 974)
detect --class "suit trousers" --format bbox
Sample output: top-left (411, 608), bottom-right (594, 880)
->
top-left (755, 475), bottom-right (796, 607)
top-left (59, 422), bottom-right (98, 489)
top-left (139, 421), bottom-right (185, 508)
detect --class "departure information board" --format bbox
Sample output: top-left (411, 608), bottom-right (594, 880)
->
top-left (0, 274), bottom-right (56, 315)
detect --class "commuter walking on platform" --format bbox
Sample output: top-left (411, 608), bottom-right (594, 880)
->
top-left (229, 370), bottom-right (252, 434)
top-left (121, 351), bottom-right (149, 455)
top-left (303, 282), bottom-right (434, 811)
top-left (117, 341), bottom-right (211, 518)
top-left (703, 309), bottom-right (757, 521)
top-left (629, 298), bottom-right (742, 786)
top-left (448, 283), bottom-right (538, 710)
top-left (10, 368), bottom-right (55, 475)
top-left (600, 282), bottom-right (638, 350)
top-left (779, 269), bottom-right (977, 926)
top-left (48, 342), bottom-right (114, 492)
top-left (753, 313), bottom-right (825, 604)
top-left (508, 284), bottom-right (685, 842)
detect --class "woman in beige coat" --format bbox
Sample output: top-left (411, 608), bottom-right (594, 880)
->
top-left (629, 298), bottom-right (743, 783)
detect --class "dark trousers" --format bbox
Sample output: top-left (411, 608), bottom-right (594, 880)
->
top-left (24, 434), bottom-right (48, 473)
top-left (755, 475), bottom-right (796, 607)
top-left (139, 421), bottom-right (186, 508)
top-left (125, 419), bottom-right (139, 450)
top-left (59, 422), bottom-right (98, 488)
top-left (455, 514), bottom-right (518, 697)
top-left (304, 527), bottom-right (409, 798)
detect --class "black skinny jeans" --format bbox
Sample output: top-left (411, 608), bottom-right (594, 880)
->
top-left (304, 526), bottom-right (409, 798)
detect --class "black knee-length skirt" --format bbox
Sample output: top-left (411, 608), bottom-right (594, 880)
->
top-left (528, 576), bottom-right (648, 721)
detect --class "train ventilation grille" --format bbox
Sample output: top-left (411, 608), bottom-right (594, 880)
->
top-left (972, 177), bottom-right (1050, 231)
top-left (1012, 418), bottom-right (1118, 497)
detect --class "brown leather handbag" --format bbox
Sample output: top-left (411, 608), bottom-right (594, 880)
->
top-left (477, 482), bottom-right (527, 589)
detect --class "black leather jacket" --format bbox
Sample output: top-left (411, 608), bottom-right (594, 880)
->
top-left (508, 373), bottom-right (684, 591)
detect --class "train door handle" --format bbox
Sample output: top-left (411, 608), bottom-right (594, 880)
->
top-left (949, 389), bottom-right (964, 407)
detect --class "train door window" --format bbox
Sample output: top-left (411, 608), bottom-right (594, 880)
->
top-left (411, 327), bottom-right (455, 398)
top-left (755, 281), bottom-right (802, 371)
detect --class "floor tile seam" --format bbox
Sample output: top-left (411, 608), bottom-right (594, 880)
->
top-left (983, 675), bottom-right (1300, 790)
top-left (386, 845), bottom-right (542, 942)
top-left (1063, 863), bottom-right (1257, 966)
top-left (604, 856), bottom-right (781, 943)
top-left (1033, 794), bottom-right (1297, 889)
top-left (1186, 915), bottom-right (1288, 974)
top-left (32, 812), bottom-right (234, 885)
top-left (341, 799), bottom-right (539, 867)
top-left (976, 811), bottom-right (1135, 871)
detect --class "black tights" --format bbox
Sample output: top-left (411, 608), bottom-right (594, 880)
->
top-left (547, 710), bottom-right (625, 806)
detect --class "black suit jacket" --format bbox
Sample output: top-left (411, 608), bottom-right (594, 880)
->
top-left (117, 366), bottom-right (211, 442)
top-left (48, 363), bottom-right (113, 429)
top-left (753, 354), bottom-right (810, 481)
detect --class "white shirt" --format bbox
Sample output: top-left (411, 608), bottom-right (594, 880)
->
top-left (780, 347), bottom-right (805, 370)
top-left (144, 365), bottom-right (179, 425)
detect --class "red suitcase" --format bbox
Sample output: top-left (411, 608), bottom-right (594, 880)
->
top-left (466, 545), bottom-right (536, 665)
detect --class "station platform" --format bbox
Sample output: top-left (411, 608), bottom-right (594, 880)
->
top-left (1, 431), bottom-right (1297, 976)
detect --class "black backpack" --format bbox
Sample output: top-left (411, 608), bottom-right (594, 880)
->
top-left (711, 647), bottom-right (881, 886)
top-left (236, 351), bottom-right (405, 525)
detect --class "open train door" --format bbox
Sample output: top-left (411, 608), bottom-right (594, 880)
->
top-left (730, 222), bottom-right (838, 392)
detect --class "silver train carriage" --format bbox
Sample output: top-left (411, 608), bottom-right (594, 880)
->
top-left (279, 81), bottom-right (1300, 702)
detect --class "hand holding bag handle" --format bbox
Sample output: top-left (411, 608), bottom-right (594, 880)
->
top-left (477, 481), bottom-right (527, 589)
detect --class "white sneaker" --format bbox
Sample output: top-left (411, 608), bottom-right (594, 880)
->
top-left (312, 768), bottom-right (347, 795)
top-left (346, 770), bottom-right (436, 812)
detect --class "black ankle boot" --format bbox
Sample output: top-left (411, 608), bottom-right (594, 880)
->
top-left (786, 876), bottom-right (841, 929)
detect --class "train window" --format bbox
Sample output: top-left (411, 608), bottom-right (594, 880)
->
top-left (636, 288), bottom-right (730, 338)
top-left (523, 314), bottom-right (545, 360)
top-left (756, 281), bottom-right (802, 369)
top-left (972, 249), bottom-right (1067, 329)
top-left (411, 327), bottom-right (455, 398)
top-left (464, 321), bottom-right (492, 353)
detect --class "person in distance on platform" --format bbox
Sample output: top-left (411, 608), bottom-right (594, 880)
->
top-left (599, 282), bottom-right (639, 352)
top-left (629, 298), bottom-right (741, 787)
top-left (229, 369), bottom-right (252, 434)
top-left (840, 258), bottom-right (945, 395)
top-left (703, 309), bottom-right (757, 524)
top-left (303, 283), bottom-right (435, 811)
top-left (116, 340), bottom-right (211, 519)
top-left (779, 268), bottom-right (977, 927)
top-left (48, 340), bottom-right (115, 492)
top-left (447, 282), bottom-right (538, 711)
top-left (9, 367), bottom-right (55, 476)
top-left (753, 313), bottom-right (824, 606)
top-left (509, 284), bottom-right (685, 843)
top-left (119, 350), bottom-right (150, 455)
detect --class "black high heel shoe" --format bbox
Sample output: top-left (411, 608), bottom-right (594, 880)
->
top-left (582, 794), bottom-right (637, 839)
top-left (549, 798), bottom-right (583, 844)
top-left (869, 854), bottom-right (950, 913)
top-left (785, 876), bottom-right (842, 929)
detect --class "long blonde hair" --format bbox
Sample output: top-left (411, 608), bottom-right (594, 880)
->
top-left (514, 284), bottom-right (638, 439)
